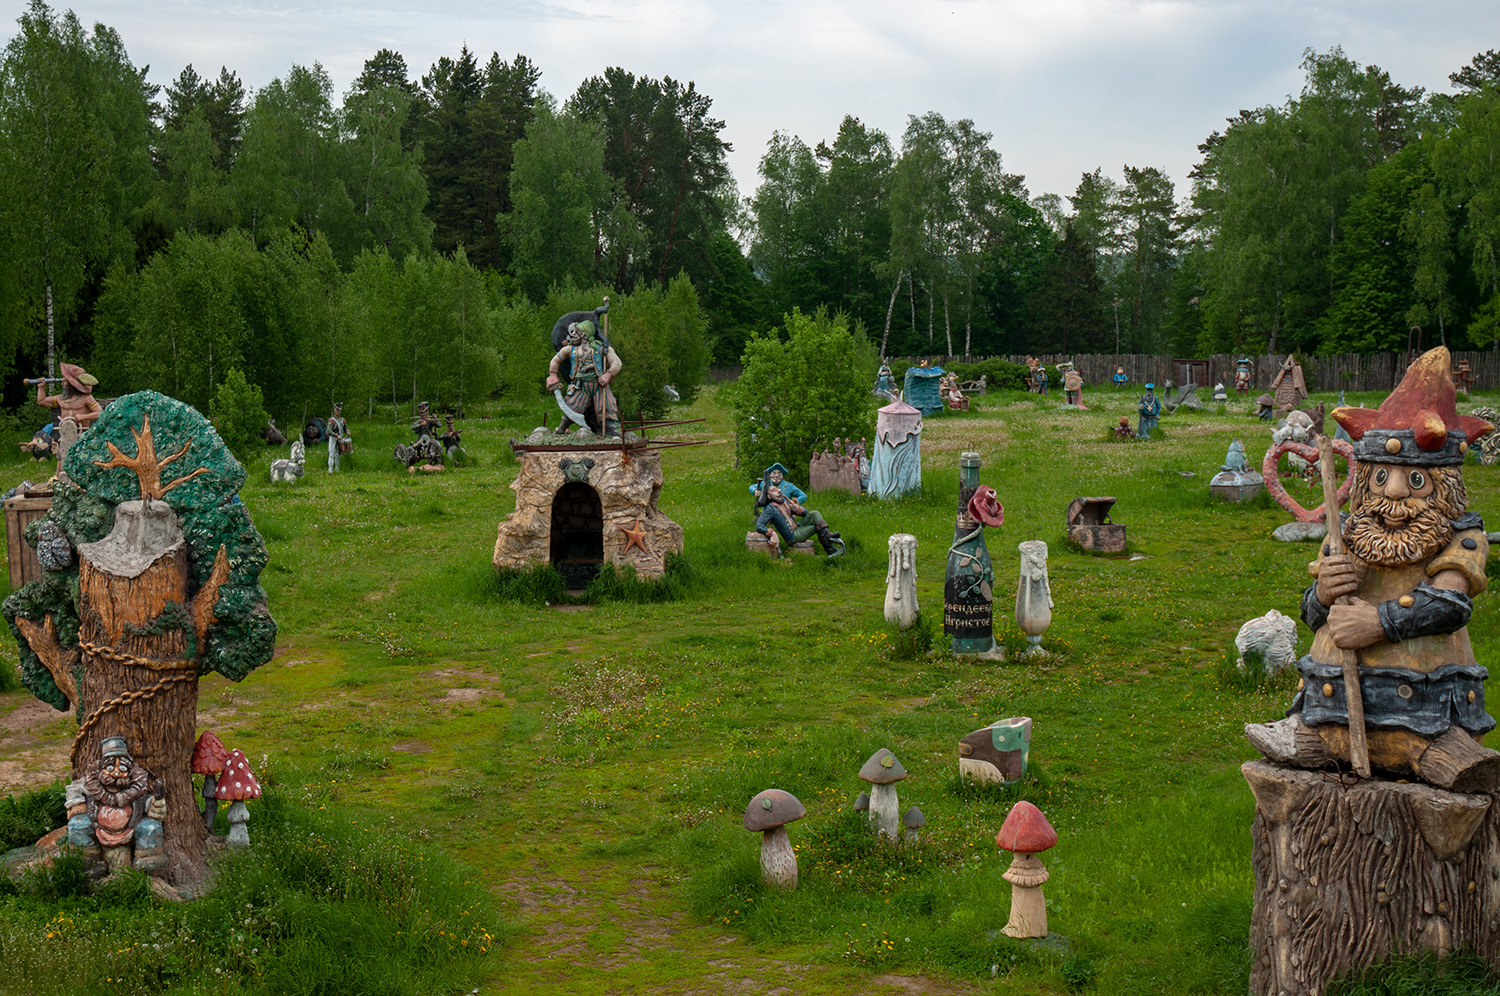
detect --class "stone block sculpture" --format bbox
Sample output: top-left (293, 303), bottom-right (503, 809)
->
top-left (959, 717), bottom-right (1031, 785)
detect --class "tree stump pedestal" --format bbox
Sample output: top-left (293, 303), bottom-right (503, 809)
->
top-left (1244, 759), bottom-right (1500, 995)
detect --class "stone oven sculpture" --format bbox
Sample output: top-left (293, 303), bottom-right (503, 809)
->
top-left (4, 391), bottom-right (276, 891)
top-left (1242, 348), bottom-right (1499, 995)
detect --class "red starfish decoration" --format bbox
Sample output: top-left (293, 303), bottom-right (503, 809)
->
top-left (618, 517), bottom-right (650, 554)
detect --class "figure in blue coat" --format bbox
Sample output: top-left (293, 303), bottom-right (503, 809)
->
top-left (1138, 384), bottom-right (1161, 439)
top-left (749, 463), bottom-right (844, 557)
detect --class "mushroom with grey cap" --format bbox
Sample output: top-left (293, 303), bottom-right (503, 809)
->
top-left (857, 748), bottom-right (908, 839)
top-left (853, 791), bottom-right (869, 812)
top-left (902, 806), bottom-right (926, 843)
top-left (744, 789), bottom-right (806, 890)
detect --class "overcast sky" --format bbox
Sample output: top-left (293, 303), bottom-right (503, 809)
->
top-left (9, 0), bottom-right (1499, 206)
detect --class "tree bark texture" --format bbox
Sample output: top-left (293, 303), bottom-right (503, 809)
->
top-left (1244, 760), bottom-right (1500, 996)
top-left (73, 501), bottom-right (209, 886)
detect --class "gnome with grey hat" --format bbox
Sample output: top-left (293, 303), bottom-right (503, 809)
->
top-left (68, 736), bottom-right (166, 874)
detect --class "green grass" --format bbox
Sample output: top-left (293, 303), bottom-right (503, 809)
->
top-left (0, 779), bottom-right (504, 995)
top-left (0, 384), bottom-right (1497, 993)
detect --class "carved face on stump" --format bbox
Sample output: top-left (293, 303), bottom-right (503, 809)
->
top-left (1343, 462), bottom-right (1465, 567)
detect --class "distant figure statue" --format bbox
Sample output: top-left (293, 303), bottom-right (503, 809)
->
top-left (326, 402), bottom-right (351, 472)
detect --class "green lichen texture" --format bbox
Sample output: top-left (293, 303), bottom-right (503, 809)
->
top-left (2, 391), bottom-right (277, 710)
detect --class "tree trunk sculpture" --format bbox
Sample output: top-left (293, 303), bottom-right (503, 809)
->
top-left (1244, 760), bottom-right (1500, 995)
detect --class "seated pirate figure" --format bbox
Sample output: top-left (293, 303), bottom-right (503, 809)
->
top-left (35, 362), bottom-right (103, 430)
top-left (67, 737), bottom-right (166, 874)
top-left (547, 317), bottom-right (622, 437)
top-left (1113, 366), bottom-right (1127, 389)
top-left (1246, 348), bottom-right (1497, 791)
top-left (749, 463), bottom-right (845, 558)
top-left (326, 402), bottom-right (351, 472)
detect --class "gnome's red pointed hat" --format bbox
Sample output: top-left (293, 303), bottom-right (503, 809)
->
top-left (1332, 347), bottom-right (1492, 466)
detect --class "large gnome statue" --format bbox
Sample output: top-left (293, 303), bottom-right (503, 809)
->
top-left (1247, 348), bottom-right (1496, 790)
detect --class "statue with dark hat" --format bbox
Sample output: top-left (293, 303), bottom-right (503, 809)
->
top-left (749, 463), bottom-right (844, 558)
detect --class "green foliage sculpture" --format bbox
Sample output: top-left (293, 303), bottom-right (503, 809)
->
top-left (2, 390), bottom-right (275, 886)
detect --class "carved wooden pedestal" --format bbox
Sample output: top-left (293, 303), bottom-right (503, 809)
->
top-left (1244, 760), bottom-right (1500, 996)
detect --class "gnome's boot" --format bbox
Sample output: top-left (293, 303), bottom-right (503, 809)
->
top-left (815, 523), bottom-right (845, 558)
top-left (1244, 716), bottom-right (1335, 768)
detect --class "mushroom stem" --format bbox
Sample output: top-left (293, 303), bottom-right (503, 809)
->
top-left (1001, 851), bottom-right (1050, 938)
top-left (226, 800), bottom-right (251, 847)
top-left (760, 825), bottom-right (798, 890)
top-left (202, 774), bottom-right (219, 832)
top-left (869, 782), bottom-right (900, 839)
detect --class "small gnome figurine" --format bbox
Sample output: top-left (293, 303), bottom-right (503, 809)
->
top-left (1247, 347), bottom-right (1497, 791)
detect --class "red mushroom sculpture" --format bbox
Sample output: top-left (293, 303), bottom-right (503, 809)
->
top-left (996, 800), bottom-right (1058, 939)
top-left (191, 730), bottom-right (230, 832)
top-left (215, 749), bottom-right (262, 847)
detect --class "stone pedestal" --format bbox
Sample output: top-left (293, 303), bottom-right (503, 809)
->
top-left (1243, 760), bottom-right (1500, 996)
top-left (494, 447), bottom-right (683, 580)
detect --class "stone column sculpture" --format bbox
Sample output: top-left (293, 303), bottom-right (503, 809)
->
top-left (884, 534), bottom-right (918, 630)
top-left (1015, 540), bottom-right (1053, 658)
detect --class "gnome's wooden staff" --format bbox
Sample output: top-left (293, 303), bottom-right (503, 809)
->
top-left (1317, 433), bottom-right (1371, 778)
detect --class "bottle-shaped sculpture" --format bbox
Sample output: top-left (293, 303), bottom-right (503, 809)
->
top-left (944, 452), bottom-right (1002, 655)
top-left (1015, 540), bottom-right (1053, 658)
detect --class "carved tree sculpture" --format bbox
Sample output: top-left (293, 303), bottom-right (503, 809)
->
top-left (3, 392), bottom-right (276, 889)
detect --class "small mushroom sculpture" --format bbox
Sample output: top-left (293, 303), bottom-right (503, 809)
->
top-left (853, 791), bottom-right (870, 812)
top-left (996, 800), bottom-right (1058, 939)
top-left (191, 731), bottom-right (230, 832)
top-left (215, 749), bottom-right (263, 847)
top-left (744, 789), bottom-right (806, 890)
top-left (902, 806), bottom-right (926, 843)
top-left (858, 748), bottom-right (908, 839)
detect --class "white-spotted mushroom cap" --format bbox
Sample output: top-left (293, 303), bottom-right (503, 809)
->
top-left (214, 749), bottom-right (262, 801)
top-left (903, 806), bottom-right (926, 831)
top-left (853, 792), bottom-right (870, 811)
top-left (743, 789), bottom-right (806, 832)
top-left (858, 748), bottom-right (907, 785)
top-left (191, 731), bottom-right (230, 776)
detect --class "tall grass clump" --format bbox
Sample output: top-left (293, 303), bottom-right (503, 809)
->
top-left (584, 553), bottom-right (704, 603)
top-left (0, 783), bottom-right (64, 850)
top-left (0, 783), bottom-right (507, 996)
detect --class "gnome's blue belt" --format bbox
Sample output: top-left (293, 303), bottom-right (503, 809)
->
top-left (1288, 656), bottom-right (1494, 736)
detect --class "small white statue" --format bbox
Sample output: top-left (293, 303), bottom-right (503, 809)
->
top-left (1015, 540), bottom-right (1053, 658)
top-left (884, 533), bottom-right (919, 630)
top-left (1235, 609), bottom-right (1298, 675)
top-left (270, 439), bottom-right (305, 483)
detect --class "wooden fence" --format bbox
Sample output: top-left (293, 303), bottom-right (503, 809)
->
top-left (879, 350), bottom-right (1500, 394)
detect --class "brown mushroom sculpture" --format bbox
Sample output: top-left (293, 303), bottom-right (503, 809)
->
top-left (858, 748), bottom-right (908, 839)
top-left (191, 730), bottom-right (230, 832)
top-left (902, 806), bottom-right (926, 843)
top-left (996, 800), bottom-right (1058, 939)
top-left (744, 789), bottom-right (806, 890)
top-left (215, 749), bottom-right (263, 847)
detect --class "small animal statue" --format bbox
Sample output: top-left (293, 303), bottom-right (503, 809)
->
top-left (270, 440), bottom-right (306, 483)
top-left (884, 534), bottom-right (919, 630)
top-left (262, 419), bottom-right (287, 446)
top-left (1234, 609), bottom-right (1298, 676)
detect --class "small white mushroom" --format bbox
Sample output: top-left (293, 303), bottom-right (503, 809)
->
top-left (858, 748), bottom-right (908, 839)
top-left (744, 789), bottom-right (806, 890)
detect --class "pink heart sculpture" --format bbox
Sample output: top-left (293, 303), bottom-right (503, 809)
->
top-left (1261, 438), bottom-right (1357, 523)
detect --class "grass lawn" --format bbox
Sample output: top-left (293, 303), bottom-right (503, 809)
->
top-left (0, 382), bottom-right (1496, 995)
